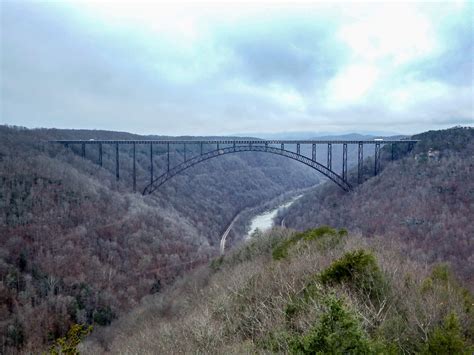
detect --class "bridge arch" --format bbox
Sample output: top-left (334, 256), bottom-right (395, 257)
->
top-left (142, 145), bottom-right (352, 195)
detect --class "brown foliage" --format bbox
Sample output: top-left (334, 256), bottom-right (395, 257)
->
top-left (282, 127), bottom-right (474, 289)
top-left (0, 126), bottom-right (318, 352)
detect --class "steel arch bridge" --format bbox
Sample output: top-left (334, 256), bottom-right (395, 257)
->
top-left (144, 145), bottom-right (352, 194)
top-left (50, 139), bottom-right (418, 194)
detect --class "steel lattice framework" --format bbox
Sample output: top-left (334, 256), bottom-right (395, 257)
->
top-left (50, 139), bottom-right (418, 194)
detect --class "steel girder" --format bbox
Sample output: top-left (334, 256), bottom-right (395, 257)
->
top-left (142, 145), bottom-right (352, 195)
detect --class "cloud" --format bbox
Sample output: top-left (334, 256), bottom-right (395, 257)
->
top-left (337, 3), bottom-right (438, 65)
top-left (407, 2), bottom-right (474, 87)
top-left (1, 1), bottom-right (472, 135)
top-left (216, 16), bottom-right (346, 93)
top-left (325, 64), bottom-right (380, 107)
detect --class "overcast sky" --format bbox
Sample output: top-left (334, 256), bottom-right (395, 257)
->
top-left (1, 0), bottom-right (473, 135)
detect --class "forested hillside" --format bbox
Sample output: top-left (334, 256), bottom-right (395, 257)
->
top-left (2, 126), bottom-right (472, 353)
top-left (280, 127), bottom-right (474, 288)
top-left (0, 126), bottom-right (319, 352)
top-left (79, 128), bottom-right (473, 355)
top-left (82, 226), bottom-right (474, 353)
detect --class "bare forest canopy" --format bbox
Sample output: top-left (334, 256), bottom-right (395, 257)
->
top-left (79, 127), bottom-right (473, 354)
top-left (0, 126), bottom-right (320, 352)
top-left (1, 125), bottom-right (472, 353)
top-left (83, 227), bottom-right (474, 353)
top-left (279, 127), bottom-right (474, 288)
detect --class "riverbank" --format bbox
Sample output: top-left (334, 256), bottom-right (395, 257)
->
top-left (243, 183), bottom-right (321, 237)
top-left (219, 183), bottom-right (321, 253)
top-left (246, 193), bottom-right (303, 238)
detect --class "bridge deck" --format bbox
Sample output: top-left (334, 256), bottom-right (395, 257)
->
top-left (50, 139), bottom-right (419, 145)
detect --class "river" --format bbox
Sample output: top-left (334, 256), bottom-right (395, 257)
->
top-left (246, 194), bottom-right (302, 238)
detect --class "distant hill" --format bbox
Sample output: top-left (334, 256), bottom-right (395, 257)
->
top-left (232, 130), bottom-right (403, 140)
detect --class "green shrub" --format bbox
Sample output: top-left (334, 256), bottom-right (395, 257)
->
top-left (420, 277), bottom-right (433, 294)
top-left (49, 323), bottom-right (93, 355)
top-left (289, 296), bottom-right (376, 354)
top-left (258, 329), bottom-right (293, 352)
top-left (422, 312), bottom-right (473, 354)
top-left (431, 263), bottom-right (450, 283)
top-left (150, 279), bottom-right (162, 294)
top-left (319, 249), bottom-right (386, 301)
top-left (226, 230), bottom-right (286, 266)
top-left (272, 226), bottom-right (347, 260)
top-left (285, 280), bottom-right (323, 323)
top-left (209, 256), bottom-right (224, 272)
top-left (286, 249), bottom-right (386, 324)
top-left (423, 263), bottom-right (474, 314)
top-left (6, 320), bottom-right (24, 349)
top-left (92, 306), bottom-right (115, 326)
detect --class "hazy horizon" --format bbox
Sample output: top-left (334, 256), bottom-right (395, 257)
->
top-left (0, 122), bottom-right (408, 138)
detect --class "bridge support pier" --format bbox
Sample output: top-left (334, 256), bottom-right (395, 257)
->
top-left (150, 143), bottom-right (154, 184)
top-left (115, 143), bottom-right (119, 181)
top-left (374, 143), bottom-right (381, 176)
top-left (296, 143), bottom-right (300, 155)
top-left (99, 143), bottom-right (103, 167)
top-left (327, 143), bottom-right (332, 170)
top-left (312, 143), bottom-right (316, 161)
top-left (342, 143), bottom-right (348, 181)
top-left (133, 143), bottom-right (136, 192)
top-left (81, 143), bottom-right (86, 158)
top-left (358, 142), bottom-right (363, 184)
top-left (167, 143), bottom-right (170, 172)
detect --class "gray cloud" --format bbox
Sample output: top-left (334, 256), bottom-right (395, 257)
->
top-left (408, 3), bottom-right (474, 87)
top-left (1, 1), bottom-right (472, 135)
top-left (218, 18), bottom-right (346, 92)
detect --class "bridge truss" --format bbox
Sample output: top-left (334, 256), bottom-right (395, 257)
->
top-left (51, 139), bottom-right (418, 194)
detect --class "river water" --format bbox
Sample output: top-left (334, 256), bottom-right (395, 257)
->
top-left (246, 194), bottom-right (302, 238)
